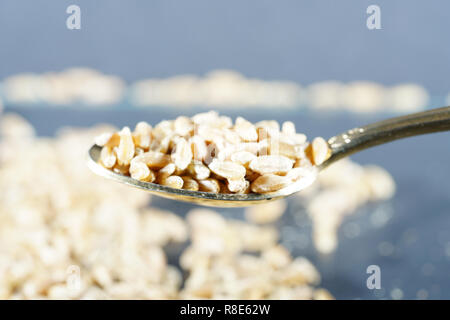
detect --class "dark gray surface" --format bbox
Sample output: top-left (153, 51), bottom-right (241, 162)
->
top-left (6, 106), bottom-right (450, 299)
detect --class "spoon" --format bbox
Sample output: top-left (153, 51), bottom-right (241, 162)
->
top-left (87, 106), bottom-right (450, 207)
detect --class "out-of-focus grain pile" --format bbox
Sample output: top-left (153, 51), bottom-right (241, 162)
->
top-left (2, 68), bottom-right (125, 106)
top-left (0, 113), bottom-right (183, 299)
top-left (0, 111), bottom-right (339, 299)
top-left (1, 68), bottom-right (429, 113)
top-left (130, 71), bottom-right (429, 112)
top-left (244, 159), bottom-right (395, 255)
top-left (130, 70), bottom-right (304, 109)
top-left (179, 209), bottom-right (332, 299)
top-left (298, 159), bottom-right (395, 254)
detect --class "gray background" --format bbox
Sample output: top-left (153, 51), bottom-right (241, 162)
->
top-left (0, 0), bottom-right (449, 93)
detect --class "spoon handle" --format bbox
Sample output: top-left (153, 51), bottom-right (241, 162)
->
top-left (322, 106), bottom-right (450, 167)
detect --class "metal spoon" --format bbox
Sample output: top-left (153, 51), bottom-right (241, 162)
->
top-left (87, 106), bottom-right (450, 207)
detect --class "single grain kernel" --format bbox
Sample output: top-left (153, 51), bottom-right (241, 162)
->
top-left (190, 136), bottom-right (207, 161)
top-left (258, 139), bottom-right (270, 153)
top-left (216, 143), bottom-right (236, 161)
top-left (174, 116), bottom-right (194, 136)
top-left (266, 134), bottom-right (280, 156)
top-left (205, 140), bottom-right (230, 162)
top-left (234, 141), bottom-right (267, 155)
top-left (235, 117), bottom-right (258, 142)
top-left (276, 141), bottom-right (304, 159)
top-left (285, 167), bottom-right (312, 182)
top-left (197, 178), bottom-right (220, 193)
top-left (218, 116), bottom-right (233, 129)
top-left (100, 146), bottom-right (116, 168)
top-left (280, 133), bottom-right (307, 145)
top-left (203, 141), bottom-right (224, 165)
top-left (133, 121), bottom-right (152, 149)
top-left (160, 175), bottom-right (184, 189)
top-left (171, 138), bottom-right (193, 170)
top-left (157, 163), bottom-right (176, 179)
top-left (196, 125), bottom-right (225, 143)
top-left (181, 176), bottom-right (199, 191)
top-left (251, 174), bottom-right (290, 193)
top-left (130, 161), bottom-right (155, 182)
top-left (187, 161), bottom-right (210, 180)
top-left (95, 132), bottom-right (119, 147)
top-left (311, 137), bottom-right (330, 165)
top-left (132, 151), bottom-right (170, 169)
top-left (191, 111), bottom-right (219, 125)
top-left (255, 120), bottom-right (280, 134)
top-left (230, 151), bottom-right (256, 166)
top-left (208, 159), bottom-right (246, 180)
top-left (152, 120), bottom-right (173, 141)
top-left (116, 127), bottom-right (135, 165)
top-left (227, 178), bottom-right (250, 194)
top-left (249, 155), bottom-right (294, 175)
top-left (281, 121), bottom-right (296, 136)
top-left (223, 129), bottom-right (241, 144)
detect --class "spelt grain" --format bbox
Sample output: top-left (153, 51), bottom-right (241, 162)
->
top-left (132, 151), bottom-right (171, 169)
top-left (171, 137), bottom-right (193, 170)
top-left (98, 113), bottom-right (331, 195)
top-left (227, 178), bottom-right (250, 194)
top-left (190, 136), bottom-right (207, 161)
top-left (208, 159), bottom-right (246, 180)
top-left (310, 137), bottom-right (330, 165)
top-left (174, 116), bottom-right (194, 136)
top-left (152, 120), bottom-right (174, 141)
top-left (235, 117), bottom-right (258, 142)
top-left (95, 132), bottom-right (117, 147)
top-left (181, 176), bottom-right (199, 191)
top-left (281, 121), bottom-right (296, 136)
top-left (285, 167), bottom-right (311, 182)
top-left (251, 174), bottom-right (290, 193)
top-left (160, 175), bottom-right (184, 189)
top-left (230, 151), bottom-right (256, 166)
top-left (100, 146), bottom-right (116, 168)
top-left (249, 155), bottom-right (293, 175)
top-left (130, 161), bottom-right (155, 182)
top-left (116, 127), bottom-right (135, 165)
top-left (186, 161), bottom-right (210, 180)
top-left (133, 121), bottom-right (152, 149)
top-left (158, 163), bottom-right (176, 179)
top-left (197, 178), bottom-right (220, 193)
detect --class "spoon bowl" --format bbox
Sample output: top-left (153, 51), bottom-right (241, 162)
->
top-left (87, 145), bottom-right (318, 207)
top-left (87, 106), bottom-right (450, 207)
